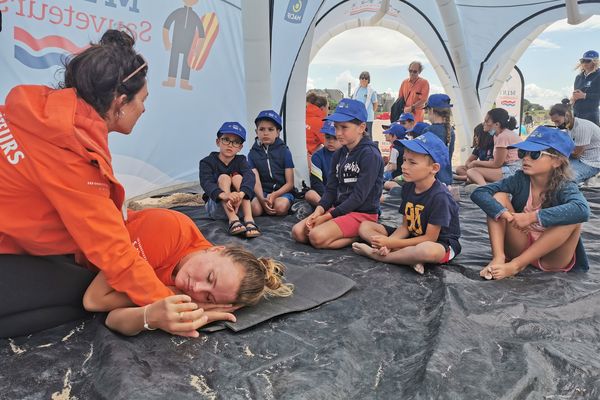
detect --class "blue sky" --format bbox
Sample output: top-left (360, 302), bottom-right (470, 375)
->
top-left (307, 15), bottom-right (600, 108)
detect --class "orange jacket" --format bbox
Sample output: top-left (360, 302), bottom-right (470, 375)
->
top-left (305, 103), bottom-right (326, 154)
top-left (0, 85), bottom-right (173, 306)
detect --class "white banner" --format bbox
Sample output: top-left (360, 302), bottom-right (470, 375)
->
top-left (494, 66), bottom-right (524, 125)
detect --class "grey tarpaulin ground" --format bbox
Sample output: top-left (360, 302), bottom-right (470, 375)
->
top-left (1, 188), bottom-right (600, 399)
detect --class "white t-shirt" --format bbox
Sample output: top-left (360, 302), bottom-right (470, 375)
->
top-left (569, 118), bottom-right (600, 168)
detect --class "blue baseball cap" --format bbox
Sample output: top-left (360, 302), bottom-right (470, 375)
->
top-left (508, 126), bottom-right (574, 157)
top-left (581, 50), bottom-right (599, 60)
top-left (407, 122), bottom-right (430, 138)
top-left (383, 123), bottom-right (407, 139)
top-left (320, 120), bottom-right (336, 136)
top-left (217, 122), bottom-right (246, 141)
top-left (255, 110), bottom-right (283, 130)
top-left (399, 112), bottom-right (415, 122)
top-left (426, 94), bottom-right (453, 108)
top-left (400, 131), bottom-right (449, 167)
top-left (324, 98), bottom-right (368, 123)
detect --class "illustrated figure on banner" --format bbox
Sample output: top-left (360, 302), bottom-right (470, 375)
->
top-left (162, 0), bottom-right (219, 91)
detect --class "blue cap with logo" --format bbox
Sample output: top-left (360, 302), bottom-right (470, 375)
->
top-left (399, 112), bottom-right (415, 122)
top-left (383, 123), bottom-right (407, 139)
top-left (320, 120), bottom-right (336, 136)
top-left (581, 50), bottom-right (599, 60)
top-left (255, 110), bottom-right (283, 130)
top-left (407, 122), bottom-right (430, 138)
top-left (217, 122), bottom-right (246, 142)
top-left (508, 126), bottom-right (574, 157)
top-left (400, 131), bottom-right (449, 167)
top-left (324, 98), bottom-right (368, 123)
top-left (426, 93), bottom-right (453, 108)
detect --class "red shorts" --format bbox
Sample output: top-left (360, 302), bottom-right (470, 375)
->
top-left (527, 233), bottom-right (576, 272)
top-left (331, 211), bottom-right (378, 238)
top-left (439, 246), bottom-right (457, 263)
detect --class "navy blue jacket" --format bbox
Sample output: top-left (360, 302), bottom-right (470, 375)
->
top-left (319, 136), bottom-right (384, 217)
top-left (423, 123), bottom-right (455, 185)
top-left (471, 170), bottom-right (590, 271)
top-left (199, 152), bottom-right (255, 201)
top-left (573, 70), bottom-right (600, 120)
top-left (310, 147), bottom-right (334, 196)
top-left (391, 139), bottom-right (404, 178)
top-left (248, 137), bottom-right (294, 193)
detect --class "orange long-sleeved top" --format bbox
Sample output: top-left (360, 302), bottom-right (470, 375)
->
top-left (0, 85), bottom-right (174, 306)
top-left (305, 103), bottom-right (326, 155)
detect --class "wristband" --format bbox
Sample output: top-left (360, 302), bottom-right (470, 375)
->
top-left (143, 305), bottom-right (157, 331)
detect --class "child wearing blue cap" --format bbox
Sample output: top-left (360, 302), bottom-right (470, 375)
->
top-left (248, 110), bottom-right (295, 217)
top-left (422, 94), bottom-right (455, 185)
top-left (291, 98), bottom-right (384, 249)
top-left (398, 112), bottom-right (415, 132)
top-left (382, 123), bottom-right (407, 189)
top-left (199, 122), bottom-right (260, 238)
top-left (305, 120), bottom-right (343, 207)
top-left (406, 121), bottom-right (430, 139)
top-left (353, 132), bottom-right (461, 274)
top-left (471, 126), bottom-right (590, 280)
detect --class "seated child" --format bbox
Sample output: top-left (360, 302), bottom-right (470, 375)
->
top-left (398, 112), bottom-right (415, 131)
top-left (199, 122), bottom-right (259, 238)
top-left (406, 121), bottom-right (430, 139)
top-left (471, 126), bottom-right (590, 280)
top-left (382, 123), bottom-right (407, 191)
top-left (249, 110), bottom-right (295, 216)
top-left (83, 208), bottom-right (293, 336)
top-left (455, 123), bottom-right (494, 181)
top-left (291, 98), bottom-right (384, 249)
top-left (305, 120), bottom-right (343, 207)
top-left (422, 94), bottom-right (455, 185)
top-left (353, 132), bottom-right (461, 274)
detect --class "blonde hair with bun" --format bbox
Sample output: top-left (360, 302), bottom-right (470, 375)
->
top-left (222, 246), bottom-right (294, 305)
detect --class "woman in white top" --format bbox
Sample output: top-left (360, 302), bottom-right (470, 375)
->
top-left (466, 108), bottom-right (521, 185)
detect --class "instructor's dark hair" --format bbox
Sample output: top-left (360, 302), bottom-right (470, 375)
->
top-left (60, 29), bottom-right (148, 117)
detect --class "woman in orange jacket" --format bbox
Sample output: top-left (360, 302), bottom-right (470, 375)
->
top-left (305, 92), bottom-right (328, 155)
top-left (0, 30), bottom-right (291, 338)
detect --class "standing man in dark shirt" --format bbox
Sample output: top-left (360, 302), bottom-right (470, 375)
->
top-left (162, 0), bottom-right (205, 91)
top-left (572, 50), bottom-right (600, 126)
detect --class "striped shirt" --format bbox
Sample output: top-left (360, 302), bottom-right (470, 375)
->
top-left (569, 118), bottom-right (600, 168)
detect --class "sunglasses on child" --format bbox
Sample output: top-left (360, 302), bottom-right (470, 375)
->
top-left (219, 137), bottom-right (243, 148)
top-left (517, 149), bottom-right (557, 160)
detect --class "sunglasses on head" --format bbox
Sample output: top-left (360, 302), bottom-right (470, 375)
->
top-left (517, 149), bottom-right (557, 160)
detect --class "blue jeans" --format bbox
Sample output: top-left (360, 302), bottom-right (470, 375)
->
top-left (570, 158), bottom-right (600, 183)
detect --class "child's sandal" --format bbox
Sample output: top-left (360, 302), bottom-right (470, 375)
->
top-left (244, 221), bottom-right (261, 238)
top-left (228, 220), bottom-right (247, 236)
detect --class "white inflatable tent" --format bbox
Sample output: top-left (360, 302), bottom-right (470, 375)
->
top-left (1, 0), bottom-right (599, 198)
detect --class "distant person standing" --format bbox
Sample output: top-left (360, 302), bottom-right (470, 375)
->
top-left (351, 71), bottom-right (378, 138)
top-left (572, 50), bottom-right (599, 126)
top-left (398, 61), bottom-right (430, 122)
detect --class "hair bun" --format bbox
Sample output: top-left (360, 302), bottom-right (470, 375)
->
top-left (100, 29), bottom-right (135, 48)
top-left (561, 98), bottom-right (571, 106)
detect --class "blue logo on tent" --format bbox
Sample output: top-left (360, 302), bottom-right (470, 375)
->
top-left (285, 0), bottom-right (306, 24)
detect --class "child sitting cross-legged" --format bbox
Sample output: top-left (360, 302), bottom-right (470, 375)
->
top-left (199, 122), bottom-right (260, 238)
top-left (353, 132), bottom-right (461, 274)
top-left (471, 126), bottom-right (590, 280)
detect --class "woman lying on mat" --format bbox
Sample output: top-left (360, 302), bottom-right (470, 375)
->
top-left (83, 208), bottom-right (292, 337)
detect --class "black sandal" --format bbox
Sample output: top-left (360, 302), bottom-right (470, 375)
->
top-left (244, 221), bottom-right (261, 238)
top-left (228, 220), bottom-right (247, 236)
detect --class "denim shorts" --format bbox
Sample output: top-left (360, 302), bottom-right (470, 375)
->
top-left (569, 158), bottom-right (600, 184)
top-left (501, 161), bottom-right (521, 178)
top-left (263, 191), bottom-right (295, 203)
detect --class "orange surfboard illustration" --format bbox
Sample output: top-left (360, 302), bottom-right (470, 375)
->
top-left (188, 12), bottom-right (219, 71)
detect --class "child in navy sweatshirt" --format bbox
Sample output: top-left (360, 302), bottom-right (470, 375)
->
top-left (291, 98), bottom-right (384, 249)
top-left (199, 122), bottom-right (259, 238)
top-left (305, 120), bottom-right (342, 206)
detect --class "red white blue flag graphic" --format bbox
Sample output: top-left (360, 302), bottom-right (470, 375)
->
top-left (13, 27), bottom-right (87, 69)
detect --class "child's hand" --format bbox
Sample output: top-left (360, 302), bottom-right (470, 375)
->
top-left (509, 212), bottom-right (536, 231)
top-left (499, 211), bottom-right (514, 223)
top-left (313, 213), bottom-right (332, 227)
top-left (377, 246), bottom-right (391, 256)
top-left (371, 235), bottom-right (390, 249)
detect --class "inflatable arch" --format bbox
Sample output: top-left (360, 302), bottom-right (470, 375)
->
top-left (1, 0), bottom-right (599, 198)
